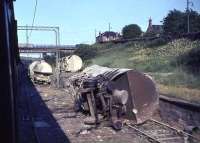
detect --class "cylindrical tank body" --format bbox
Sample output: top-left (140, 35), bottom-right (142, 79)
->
top-left (61, 55), bottom-right (83, 72)
top-left (29, 60), bottom-right (53, 83)
top-left (28, 61), bottom-right (39, 80)
top-left (33, 60), bottom-right (53, 74)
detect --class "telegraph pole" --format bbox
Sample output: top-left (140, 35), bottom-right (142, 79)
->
top-left (108, 23), bottom-right (111, 41)
top-left (26, 25), bottom-right (29, 45)
top-left (26, 25), bottom-right (29, 58)
top-left (95, 29), bottom-right (97, 42)
top-left (187, 0), bottom-right (190, 33)
top-left (108, 23), bottom-right (111, 32)
top-left (186, 0), bottom-right (193, 33)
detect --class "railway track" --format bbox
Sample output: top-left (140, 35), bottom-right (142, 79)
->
top-left (18, 65), bottom-right (200, 143)
top-left (126, 119), bottom-right (200, 143)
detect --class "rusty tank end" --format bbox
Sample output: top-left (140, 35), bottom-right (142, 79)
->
top-left (110, 70), bottom-right (159, 123)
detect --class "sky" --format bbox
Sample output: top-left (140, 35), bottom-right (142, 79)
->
top-left (14, 0), bottom-right (200, 45)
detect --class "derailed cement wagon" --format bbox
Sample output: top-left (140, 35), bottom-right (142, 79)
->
top-left (68, 65), bottom-right (159, 130)
top-left (29, 60), bottom-right (53, 84)
top-left (60, 55), bottom-right (83, 72)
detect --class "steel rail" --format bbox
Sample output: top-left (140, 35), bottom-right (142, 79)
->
top-left (126, 119), bottom-right (200, 143)
top-left (159, 94), bottom-right (200, 110)
top-left (150, 119), bottom-right (200, 142)
top-left (126, 123), bottom-right (161, 143)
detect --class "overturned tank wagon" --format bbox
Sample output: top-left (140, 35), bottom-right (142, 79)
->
top-left (60, 55), bottom-right (83, 72)
top-left (29, 60), bottom-right (53, 84)
top-left (68, 65), bottom-right (159, 130)
top-left (51, 55), bottom-right (83, 87)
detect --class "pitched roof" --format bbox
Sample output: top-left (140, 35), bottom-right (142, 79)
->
top-left (100, 31), bottom-right (119, 37)
top-left (146, 25), bottom-right (163, 33)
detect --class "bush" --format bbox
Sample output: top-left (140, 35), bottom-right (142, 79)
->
top-left (145, 38), bottom-right (168, 48)
top-left (176, 47), bottom-right (200, 73)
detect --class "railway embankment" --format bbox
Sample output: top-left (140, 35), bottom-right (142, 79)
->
top-left (75, 38), bottom-right (200, 104)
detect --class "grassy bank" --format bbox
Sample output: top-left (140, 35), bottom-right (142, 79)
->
top-left (78, 39), bottom-right (200, 103)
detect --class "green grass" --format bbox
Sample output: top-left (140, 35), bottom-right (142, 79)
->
top-left (88, 39), bottom-right (200, 72)
top-left (83, 39), bottom-right (200, 103)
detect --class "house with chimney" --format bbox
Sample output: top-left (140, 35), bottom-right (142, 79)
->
top-left (96, 31), bottom-right (122, 43)
top-left (146, 18), bottom-right (163, 36)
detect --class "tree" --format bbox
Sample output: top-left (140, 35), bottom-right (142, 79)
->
top-left (122, 24), bottom-right (142, 39)
top-left (189, 10), bottom-right (200, 32)
top-left (163, 9), bottom-right (200, 35)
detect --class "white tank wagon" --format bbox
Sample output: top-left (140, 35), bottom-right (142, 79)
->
top-left (67, 65), bottom-right (159, 130)
top-left (28, 61), bottom-right (39, 80)
top-left (29, 60), bottom-right (53, 84)
top-left (60, 55), bottom-right (83, 72)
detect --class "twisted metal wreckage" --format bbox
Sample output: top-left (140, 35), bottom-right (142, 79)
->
top-left (29, 54), bottom-right (159, 130)
top-left (62, 65), bottom-right (159, 130)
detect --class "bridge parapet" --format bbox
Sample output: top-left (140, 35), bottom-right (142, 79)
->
top-left (19, 44), bottom-right (76, 53)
